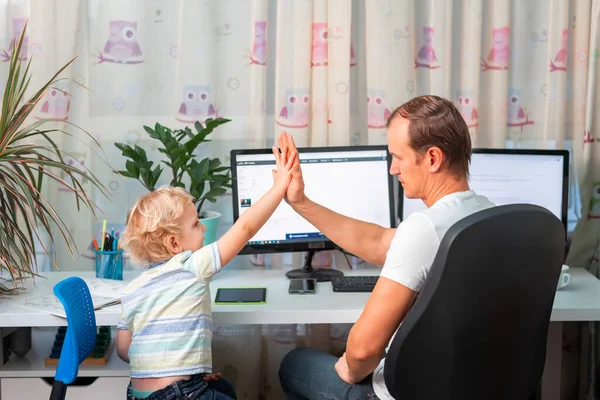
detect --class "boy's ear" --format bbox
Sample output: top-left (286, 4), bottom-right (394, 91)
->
top-left (165, 234), bottom-right (181, 254)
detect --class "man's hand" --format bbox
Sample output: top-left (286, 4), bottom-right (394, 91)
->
top-left (277, 132), bottom-right (306, 206)
top-left (334, 352), bottom-right (357, 384)
top-left (271, 144), bottom-right (296, 195)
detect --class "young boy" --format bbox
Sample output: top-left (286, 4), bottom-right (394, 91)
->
top-left (117, 146), bottom-right (296, 400)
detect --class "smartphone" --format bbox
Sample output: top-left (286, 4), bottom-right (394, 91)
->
top-left (288, 278), bottom-right (317, 294)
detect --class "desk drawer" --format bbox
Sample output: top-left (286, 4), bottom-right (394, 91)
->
top-left (1, 377), bottom-right (129, 399)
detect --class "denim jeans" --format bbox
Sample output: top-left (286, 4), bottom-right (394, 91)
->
top-left (279, 348), bottom-right (380, 400)
top-left (127, 374), bottom-right (237, 400)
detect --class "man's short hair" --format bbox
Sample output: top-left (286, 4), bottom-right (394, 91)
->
top-left (386, 95), bottom-right (472, 177)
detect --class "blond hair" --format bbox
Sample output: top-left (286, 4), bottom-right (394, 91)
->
top-left (121, 186), bottom-right (194, 265)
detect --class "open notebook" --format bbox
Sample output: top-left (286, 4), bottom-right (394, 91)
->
top-left (17, 277), bottom-right (128, 318)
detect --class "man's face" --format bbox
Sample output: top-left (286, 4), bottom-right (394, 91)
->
top-left (388, 117), bottom-right (428, 199)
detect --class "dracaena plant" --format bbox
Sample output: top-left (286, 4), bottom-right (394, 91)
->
top-left (0, 23), bottom-right (109, 295)
top-left (114, 118), bottom-right (232, 216)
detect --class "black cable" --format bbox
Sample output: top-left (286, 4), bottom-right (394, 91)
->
top-left (334, 246), bottom-right (360, 269)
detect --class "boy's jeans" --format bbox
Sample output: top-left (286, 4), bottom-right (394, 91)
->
top-left (127, 374), bottom-right (237, 400)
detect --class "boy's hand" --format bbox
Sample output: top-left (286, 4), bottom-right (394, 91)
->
top-left (203, 373), bottom-right (222, 381)
top-left (277, 132), bottom-right (305, 206)
top-left (271, 144), bottom-right (296, 194)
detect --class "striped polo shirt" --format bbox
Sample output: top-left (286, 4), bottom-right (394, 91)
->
top-left (117, 243), bottom-right (221, 378)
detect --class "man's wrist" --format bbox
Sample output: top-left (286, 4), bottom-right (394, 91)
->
top-left (290, 195), bottom-right (310, 213)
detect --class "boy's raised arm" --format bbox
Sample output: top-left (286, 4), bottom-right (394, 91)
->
top-left (217, 146), bottom-right (295, 266)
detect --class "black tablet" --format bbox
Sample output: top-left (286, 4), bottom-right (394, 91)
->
top-left (214, 287), bottom-right (267, 304)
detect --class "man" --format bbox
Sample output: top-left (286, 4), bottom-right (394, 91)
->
top-left (278, 95), bottom-right (495, 400)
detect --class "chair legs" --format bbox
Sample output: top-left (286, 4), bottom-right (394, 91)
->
top-left (49, 380), bottom-right (67, 400)
top-left (529, 382), bottom-right (542, 400)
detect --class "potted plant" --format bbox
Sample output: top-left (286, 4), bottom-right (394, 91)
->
top-left (0, 23), bottom-right (108, 295)
top-left (114, 118), bottom-right (232, 245)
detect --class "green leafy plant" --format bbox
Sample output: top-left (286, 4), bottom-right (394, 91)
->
top-left (114, 118), bottom-right (232, 216)
top-left (0, 23), bottom-right (109, 295)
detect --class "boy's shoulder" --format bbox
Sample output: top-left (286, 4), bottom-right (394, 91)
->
top-left (122, 253), bottom-right (190, 294)
top-left (122, 247), bottom-right (218, 297)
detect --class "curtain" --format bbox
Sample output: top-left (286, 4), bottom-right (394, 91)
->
top-left (2, 0), bottom-right (600, 398)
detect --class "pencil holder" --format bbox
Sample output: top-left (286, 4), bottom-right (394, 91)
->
top-left (94, 250), bottom-right (124, 280)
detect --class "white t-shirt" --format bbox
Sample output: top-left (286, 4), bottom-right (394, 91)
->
top-left (372, 190), bottom-right (495, 400)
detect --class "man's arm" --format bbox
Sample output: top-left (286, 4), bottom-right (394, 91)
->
top-left (343, 213), bottom-right (438, 382)
top-left (344, 277), bottom-right (417, 382)
top-left (278, 132), bottom-right (395, 265)
top-left (291, 198), bottom-right (396, 265)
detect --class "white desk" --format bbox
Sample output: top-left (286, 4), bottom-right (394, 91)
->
top-left (1, 268), bottom-right (374, 327)
top-left (0, 261), bottom-right (599, 400)
top-left (2, 265), bottom-right (598, 326)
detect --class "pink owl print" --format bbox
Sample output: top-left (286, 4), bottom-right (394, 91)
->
top-left (311, 22), bottom-right (328, 67)
top-left (350, 42), bottom-right (357, 67)
top-left (176, 85), bottom-right (219, 124)
top-left (1, 18), bottom-right (28, 62)
top-left (414, 26), bottom-right (440, 69)
top-left (550, 29), bottom-right (568, 72)
top-left (507, 87), bottom-right (534, 136)
top-left (35, 87), bottom-right (70, 121)
top-left (350, 25), bottom-right (357, 67)
top-left (588, 182), bottom-right (600, 219)
top-left (367, 89), bottom-right (392, 129)
top-left (249, 21), bottom-right (267, 66)
top-left (481, 26), bottom-right (510, 71)
top-left (455, 91), bottom-right (478, 129)
top-left (97, 20), bottom-right (144, 65)
top-left (277, 88), bottom-right (310, 128)
top-left (58, 155), bottom-right (88, 192)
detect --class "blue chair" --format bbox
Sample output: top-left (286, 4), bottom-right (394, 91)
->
top-left (49, 277), bottom-right (97, 400)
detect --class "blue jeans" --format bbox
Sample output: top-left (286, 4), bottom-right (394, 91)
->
top-left (127, 374), bottom-right (237, 400)
top-left (279, 348), bottom-right (379, 400)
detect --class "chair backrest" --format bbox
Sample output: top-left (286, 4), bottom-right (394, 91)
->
top-left (384, 204), bottom-right (565, 400)
top-left (53, 277), bottom-right (97, 384)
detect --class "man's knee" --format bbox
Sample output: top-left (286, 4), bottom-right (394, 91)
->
top-left (280, 347), bottom-right (318, 396)
top-left (279, 347), bottom-right (308, 377)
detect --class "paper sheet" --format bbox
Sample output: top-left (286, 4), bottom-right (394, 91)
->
top-left (15, 278), bottom-right (129, 318)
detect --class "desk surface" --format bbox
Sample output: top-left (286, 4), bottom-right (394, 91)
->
top-left (1, 262), bottom-right (599, 327)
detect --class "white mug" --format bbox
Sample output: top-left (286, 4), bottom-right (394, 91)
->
top-left (557, 265), bottom-right (572, 290)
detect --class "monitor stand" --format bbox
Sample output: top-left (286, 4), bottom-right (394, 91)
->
top-left (285, 250), bottom-right (344, 282)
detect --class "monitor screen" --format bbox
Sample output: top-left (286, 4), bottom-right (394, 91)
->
top-left (399, 149), bottom-right (569, 229)
top-left (231, 146), bottom-right (396, 254)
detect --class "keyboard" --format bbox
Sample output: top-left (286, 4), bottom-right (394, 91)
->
top-left (331, 276), bottom-right (379, 292)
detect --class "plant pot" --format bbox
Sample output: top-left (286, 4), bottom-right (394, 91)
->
top-left (8, 327), bottom-right (31, 357)
top-left (200, 211), bottom-right (221, 246)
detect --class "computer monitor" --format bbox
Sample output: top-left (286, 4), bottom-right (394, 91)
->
top-left (231, 145), bottom-right (396, 281)
top-left (399, 149), bottom-right (569, 231)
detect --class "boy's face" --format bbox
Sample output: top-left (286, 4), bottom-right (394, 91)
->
top-left (177, 202), bottom-right (206, 252)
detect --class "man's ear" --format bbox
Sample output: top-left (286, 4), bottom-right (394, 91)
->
top-left (165, 234), bottom-right (181, 254)
top-left (427, 147), bottom-right (444, 173)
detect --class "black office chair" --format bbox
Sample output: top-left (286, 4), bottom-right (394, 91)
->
top-left (384, 204), bottom-right (565, 400)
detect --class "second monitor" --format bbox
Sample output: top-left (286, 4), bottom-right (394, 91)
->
top-left (398, 148), bottom-right (569, 231)
top-left (230, 145), bottom-right (396, 282)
